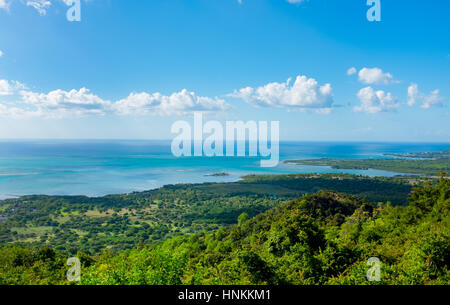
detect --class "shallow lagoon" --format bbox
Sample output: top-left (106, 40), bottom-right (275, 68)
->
top-left (0, 140), bottom-right (448, 199)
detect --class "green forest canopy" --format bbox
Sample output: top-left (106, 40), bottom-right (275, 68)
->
top-left (0, 175), bottom-right (448, 285)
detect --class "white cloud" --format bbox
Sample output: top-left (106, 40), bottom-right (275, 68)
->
top-left (1, 0), bottom-right (52, 14)
top-left (113, 89), bottom-right (230, 116)
top-left (230, 75), bottom-right (334, 113)
top-left (0, 79), bottom-right (25, 96)
top-left (407, 83), bottom-right (419, 106)
top-left (0, 80), bottom-right (12, 96)
top-left (347, 67), bottom-right (357, 76)
top-left (0, 50), bottom-right (3, 57)
top-left (26, 0), bottom-right (52, 16)
top-left (0, 103), bottom-right (33, 118)
top-left (354, 86), bottom-right (399, 114)
top-left (358, 67), bottom-right (395, 85)
top-left (2, 0), bottom-right (84, 15)
top-left (0, 81), bottom-right (231, 118)
top-left (407, 83), bottom-right (444, 109)
top-left (20, 88), bottom-right (111, 117)
top-left (0, 0), bottom-right (9, 11)
top-left (421, 89), bottom-right (444, 109)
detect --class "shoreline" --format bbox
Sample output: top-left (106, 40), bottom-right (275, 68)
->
top-left (0, 170), bottom-right (426, 202)
top-left (1, 145), bottom-right (447, 200)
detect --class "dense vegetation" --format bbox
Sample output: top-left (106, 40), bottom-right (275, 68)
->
top-left (286, 158), bottom-right (450, 176)
top-left (0, 174), bottom-right (415, 255)
top-left (0, 174), bottom-right (448, 285)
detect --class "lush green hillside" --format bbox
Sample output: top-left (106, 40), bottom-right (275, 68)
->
top-left (0, 176), bottom-right (448, 285)
top-left (0, 174), bottom-right (415, 255)
top-left (285, 158), bottom-right (450, 176)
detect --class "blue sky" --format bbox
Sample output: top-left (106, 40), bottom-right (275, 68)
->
top-left (0, 0), bottom-right (449, 141)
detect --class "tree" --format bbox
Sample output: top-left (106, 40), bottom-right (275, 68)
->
top-left (238, 212), bottom-right (249, 227)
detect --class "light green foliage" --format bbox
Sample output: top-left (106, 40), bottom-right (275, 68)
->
top-left (0, 174), bottom-right (414, 255)
top-left (0, 175), bottom-right (448, 285)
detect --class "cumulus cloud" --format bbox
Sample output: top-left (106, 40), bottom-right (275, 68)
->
top-left (0, 104), bottom-right (23, 118)
top-left (407, 83), bottom-right (444, 109)
top-left (2, 0), bottom-right (85, 15)
top-left (0, 79), bottom-right (26, 96)
top-left (113, 89), bottom-right (230, 116)
top-left (357, 67), bottom-right (395, 85)
top-left (347, 67), bottom-right (357, 76)
top-left (354, 86), bottom-right (399, 114)
top-left (407, 83), bottom-right (419, 106)
top-left (0, 0), bottom-right (9, 11)
top-left (229, 75), bottom-right (334, 113)
top-left (0, 80), bottom-right (14, 96)
top-left (0, 81), bottom-right (231, 118)
top-left (421, 89), bottom-right (444, 109)
top-left (0, 50), bottom-right (3, 57)
top-left (26, 0), bottom-right (52, 15)
top-left (20, 88), bottom-right (111, 117)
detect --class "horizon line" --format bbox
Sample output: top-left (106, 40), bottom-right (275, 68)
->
top-left (0, 138), bottom-right (449, 145)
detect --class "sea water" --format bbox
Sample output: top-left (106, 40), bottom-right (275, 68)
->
top-left (0, 140), bottom-right (448, 199)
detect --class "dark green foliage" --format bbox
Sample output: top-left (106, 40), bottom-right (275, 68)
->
top-left (0, 174), bottom-right (414, 255)
top-left (0, 245), bottom-right (69, 285)
top-left (286, 158), bottom-right (450, 176)
top-left (0, 175), bottom-right (448, 285)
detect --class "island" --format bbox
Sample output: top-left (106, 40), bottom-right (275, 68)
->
top-left (204, 172), bottom-right (231, 177)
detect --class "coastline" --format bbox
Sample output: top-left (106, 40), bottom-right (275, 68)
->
top-left (0, 141), bottom-right (448, 199)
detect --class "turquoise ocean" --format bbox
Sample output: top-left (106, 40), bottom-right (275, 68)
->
top-left (0, 140), bottom-right (448, 199)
